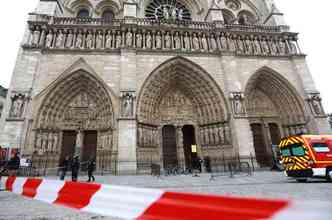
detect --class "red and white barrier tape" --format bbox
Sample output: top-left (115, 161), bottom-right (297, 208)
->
top-left (1, 176), bottom-right (331, 220)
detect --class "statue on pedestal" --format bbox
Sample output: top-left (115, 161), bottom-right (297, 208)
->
top-left (105, 30), bottom-right (112, 49)
top-left (75, 30), bottom-right (83, 49)
top-left (65, 30), bottom-right (74, 48)
top-left (96, 30), bottom-right (104, 49)
top-left (45, 30), bottom-right (53, 48)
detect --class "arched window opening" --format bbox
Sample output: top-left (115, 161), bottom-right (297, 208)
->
top-left (222, 9), bottom-right (235, 25)
top-left (238, 10), bottom-right (256, 25)
top-left (77, 8), bottom-right (90, 18)
top-left (102, 9), bottom-right (114, 21)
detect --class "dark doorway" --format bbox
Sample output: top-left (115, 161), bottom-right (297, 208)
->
top-left (269, 123), bottom-right (281, 145)
top-left (82, 130), bottom-right (97, 163)
top-left (182, 125), bottom-right (196, 169)
top-left (60, 131), bottom-right (76, 163)
top-left (250, 123), bottom-right (270, 167)
top-left (162, 125), bottom-right (178, 169)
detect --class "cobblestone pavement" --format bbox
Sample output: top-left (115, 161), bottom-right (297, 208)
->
top-left (1, 171), bottom-right (331, 219)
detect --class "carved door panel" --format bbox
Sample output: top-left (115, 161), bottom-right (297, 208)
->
top-left (162, 125), bottom-right (178, 169)
top-left (60, 131), bottom-right (76, 163)
top-left (250, 123), bottom-right (270, 167)
top-left (82, 131), bottom-right (97, 164)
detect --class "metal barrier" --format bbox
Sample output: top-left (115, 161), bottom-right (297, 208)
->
top-left (209, 157), bottom-right (253, 181)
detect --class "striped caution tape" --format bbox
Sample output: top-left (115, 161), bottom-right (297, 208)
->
top-left (1, 176), bottom-right (331, 220)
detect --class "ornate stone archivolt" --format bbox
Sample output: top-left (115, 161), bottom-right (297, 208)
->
top-left (136, 57), bottom-right (229, 126)
top-left (245, 68), bottom-right (308, 135)
top-left (307, 93), bottom-right (325, 117)
top-left (9, 92), bottom-right (30, 119)
top-left (34, 69), bottom-right (115, 153)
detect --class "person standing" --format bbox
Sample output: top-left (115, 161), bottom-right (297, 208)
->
top-left (59, 156), bottom-right (69, 180)
top-left (71, 156), bottom-right (80, 182)
top-left (87, 158), bottom-right (96, 182)
top-left (7, 153), bottom-right (20, 176)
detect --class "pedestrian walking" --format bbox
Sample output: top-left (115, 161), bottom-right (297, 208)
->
top-left (59, 156), bottom-right (69, 180)
top-left (71, 156), bottom-right (80, 182)
top-left (87, 158), bottom-right (96, 182)
top-left (192, 156), bottom-right (201, 177)
top-left (7, 153), bottom-right (20, 176)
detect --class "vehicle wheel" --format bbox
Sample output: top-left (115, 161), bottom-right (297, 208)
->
top-left (296, 179), bottom-right (307, 183)
top-left (326, 168), bottom-right (332, 182)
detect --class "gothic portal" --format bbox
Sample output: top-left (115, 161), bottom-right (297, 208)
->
top-left (0, 0), bottom-right (331, 174)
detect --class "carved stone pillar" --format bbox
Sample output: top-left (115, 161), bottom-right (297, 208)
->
top-left (176, 126), bottom-right (185, 170)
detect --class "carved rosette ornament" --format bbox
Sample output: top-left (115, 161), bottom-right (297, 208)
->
top-left (307, 93), bottom-right (325, 117)
top-left (121, 91), bottom-right (136, 118)
top-left (230, 92), bottom-right (246, 117)
top-left (9, 92), bottom-right (29, 119)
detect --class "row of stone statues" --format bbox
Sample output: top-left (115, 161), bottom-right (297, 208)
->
top-left (35, 131), bottom-right (59, 152)
top-left (199, 124), bottom-right (231, 146)
top-left (138, 125), bottom-right (159, 148)
top-left (98, 131), bottom-right (113, 150)
top-left (27, 26), bottom-right (300, 56)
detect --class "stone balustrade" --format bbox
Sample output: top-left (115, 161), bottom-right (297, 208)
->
top-left (24, 13), bottom-right (301, 57)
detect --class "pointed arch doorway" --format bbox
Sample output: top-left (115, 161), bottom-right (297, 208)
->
top-left (136, 57), bottom-right (230, 172)
top-left (245, 68), bottom-right (307, 167)
top-left (34, 69), bottom-right (115, 169)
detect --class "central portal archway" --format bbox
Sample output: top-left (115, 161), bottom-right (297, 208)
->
top-left (136, 57), bottom-right (231, 171)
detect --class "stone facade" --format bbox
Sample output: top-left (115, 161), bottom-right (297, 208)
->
top-left (0, 0), bottom-right (331, 174)
top-left (0, 86), bottom-right (8, 119)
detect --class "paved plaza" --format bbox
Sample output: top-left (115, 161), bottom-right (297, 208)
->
top-left (0, 171), bottom-right (331, 219)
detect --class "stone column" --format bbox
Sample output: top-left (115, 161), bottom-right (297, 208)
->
top-left (117, 80), bottom-right (137, 175)
top-left (176, 126), bottom-right (185, 170)
top-left (74, 129), bottom-right (84, 159)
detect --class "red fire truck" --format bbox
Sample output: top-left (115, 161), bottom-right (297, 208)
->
top-left (279, 135), bottom-right (332, 182)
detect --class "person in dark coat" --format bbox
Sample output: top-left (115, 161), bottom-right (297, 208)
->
top-left (192, 156), bottom-right (201, 177)
top-left (71, 156), bottom-right (80, 182)
top-left (87, 158), bottom-right (96, 182)
top-left (59, 156), bottom-right (69, 180)
top-left (7, 153), bottom-right (20, 176)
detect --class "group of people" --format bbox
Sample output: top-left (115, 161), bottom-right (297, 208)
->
top-left (0, 153), bottom-right (20, 176)
top-left (59, 156), bottom-right (96, 182)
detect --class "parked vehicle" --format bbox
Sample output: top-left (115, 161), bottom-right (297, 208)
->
top-left (278, 135), bottom-right (332, 182)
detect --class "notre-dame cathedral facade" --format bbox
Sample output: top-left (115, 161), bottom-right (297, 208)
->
top-left (0, 0), bottom-right (330, 174)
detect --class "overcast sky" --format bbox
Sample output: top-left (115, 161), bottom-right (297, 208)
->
top-left (0, 0), bottom-right (331, 113)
